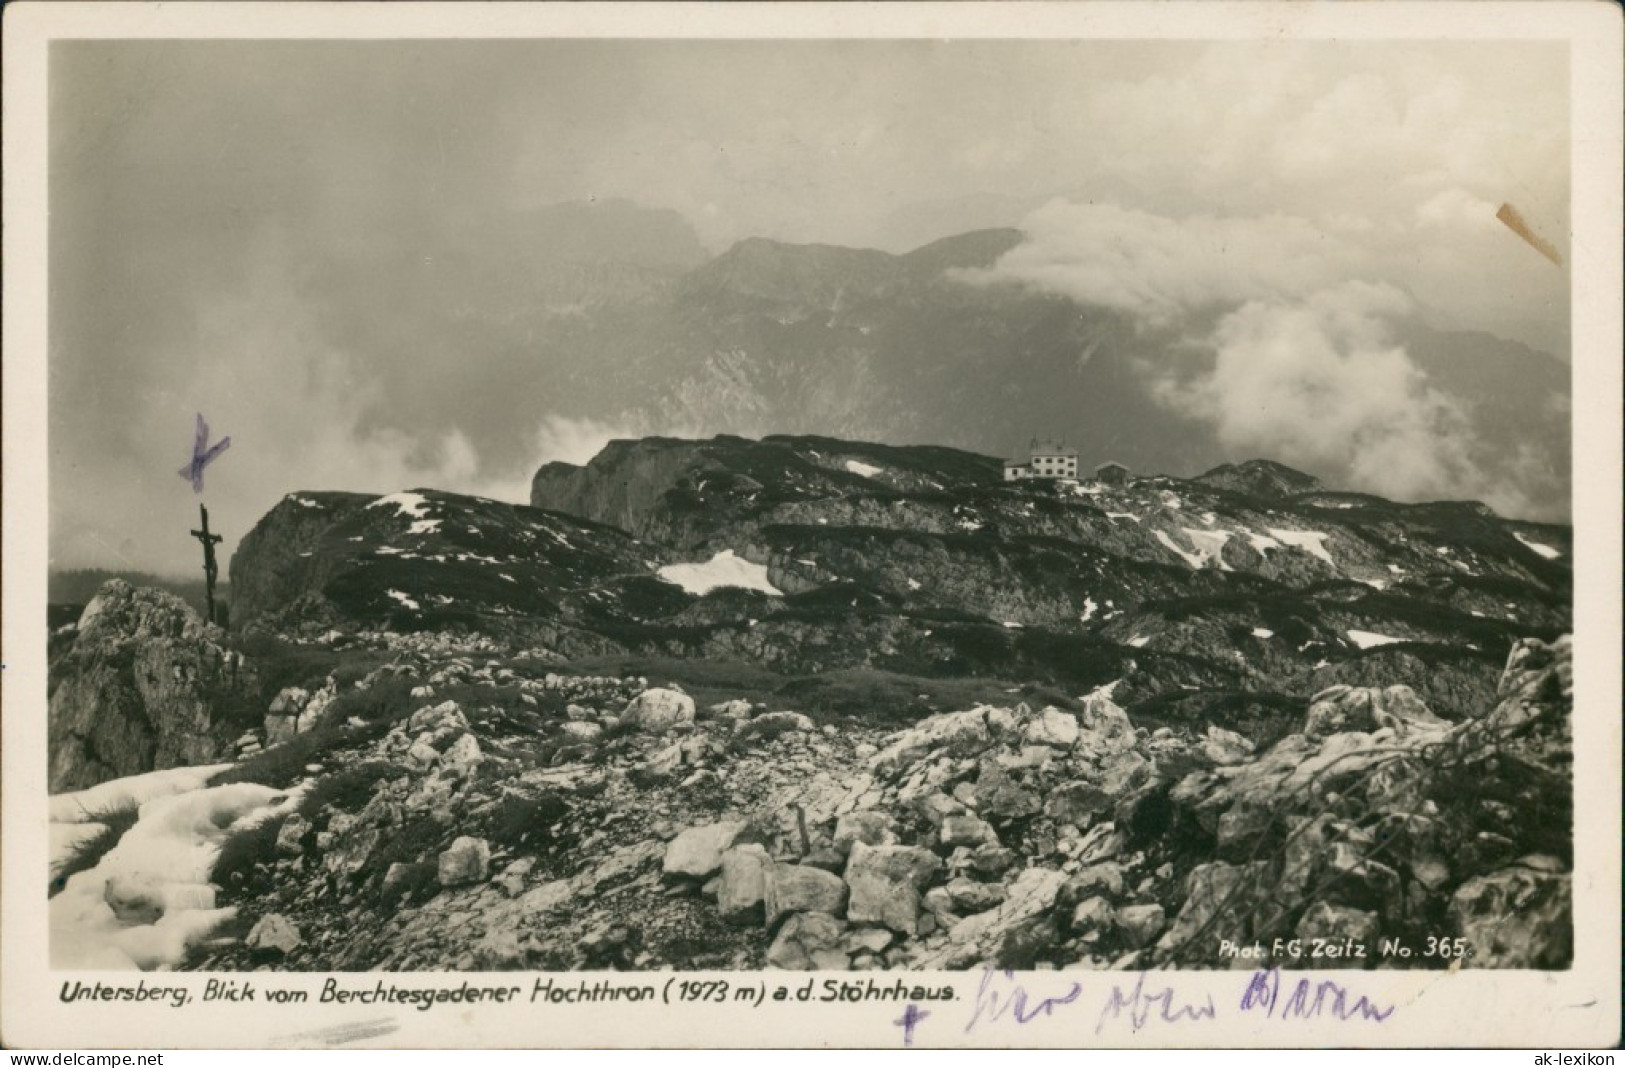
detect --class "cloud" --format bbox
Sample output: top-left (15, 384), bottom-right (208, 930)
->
top-left (960, 202), bottom-right (1348, 325)
top-left (976, 198), bottom-right (1552, 513)
top-left (532, 416), bottom-right (640, 468)
top-left (1153, 282), bottom-right (1515, 508)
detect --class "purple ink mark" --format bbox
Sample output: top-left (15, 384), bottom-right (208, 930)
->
top-left (1239, 968), bottom-right (1395, 1023)
top-left (964, 968), bottom-right (1083, 1033)
top-left (1095, 971), bottom-right (1217, 1035)
top-left (178, 412), bottom-right (230, 493)
top-left (894, 1003), bottom-right (929, 1048)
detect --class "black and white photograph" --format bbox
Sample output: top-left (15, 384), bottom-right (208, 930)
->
top-left (5, 2), bottom-right (1620, 1051)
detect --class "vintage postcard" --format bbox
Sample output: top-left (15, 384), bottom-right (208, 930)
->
top-left (3, 1), bottom-right (1620, 1050)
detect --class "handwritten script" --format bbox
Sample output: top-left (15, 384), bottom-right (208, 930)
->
top-left (931, 967), bottom-right (1394, 1045)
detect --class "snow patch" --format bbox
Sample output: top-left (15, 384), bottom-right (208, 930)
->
top-left (844, 460), bottom-right (883, 479)
top-left (1252, 627), bottom-right (1274, 639)
top-left (1268, 528), bottom-right (1335, 566)
top-left (1246, 532), bottom-right (1282, 553)
top-left (1002, 621), bottom-right (1024, 629)
top-left (1127, 635), bottom-right (1150, 648)
top-left (1154, 530), bottom-right (1204, 569)
top-left (1106, 512), bottom-right (1142, 523)
top-left (1080, 597), bottom-right (1098, 622)
top-left (386, 589), bottom-right (420, 611)
top-left (657, 550), bottom-right (782, 597)
top-left (1513, 532), bottom-right (1562, 560)
top-left (51, 765), bottom-right (234, 825)
top-left (1347, 629), bottom-right (1402, 650)
top-left (51, 781), bottom-right (301, 969)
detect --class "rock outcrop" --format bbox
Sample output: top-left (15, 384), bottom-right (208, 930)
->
top-left (48, 580), bottom-right (256, 792)
top-left (145, 632), bottom-right (1570, 975)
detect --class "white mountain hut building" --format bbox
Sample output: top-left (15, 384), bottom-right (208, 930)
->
top-left (1003, 439), bottom-right (1080, 481)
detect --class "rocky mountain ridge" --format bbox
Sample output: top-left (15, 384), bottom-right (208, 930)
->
top-left (45, 434), bottom-right (1573, 974)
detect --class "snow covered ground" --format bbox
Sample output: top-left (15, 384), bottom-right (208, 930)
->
top-left (367, 491), bottom-right (442, 536)
top-left (1346, 629), bottom-right (1402, 650)
top-left (657, 550), bottom-right (782, 597)
top-left (844, 459), bottom-right (883, 479)
top-left (50, 772), bottom-right (302, 970)
top-left (1268, 528), bottom-right (1335, 566)
top-left (1513, 532), bottom-right (1562, 560)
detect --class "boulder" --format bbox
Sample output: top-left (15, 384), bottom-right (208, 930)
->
top-left (559, 721), bottom-right (602, 743)
top-left (1200, 725), bottom-right (1254, 766)
top-left (1063, 862), bottom-right (1126, 901)
top-left (1069, 895), bottom-right (1115, 938)
top-left (844, 843), bottom-right (943, 935)
top-left (739, 711), bottom-right (815, 740)
top-left (1075, 692), bottom-right (1136, 755)
top-left (437, 836), bottom-right (490, 887)
top-left (245, 913), bottom-right (302, 956)
top-left (944, 877), bottom-right (1006, 914)
top-left (1304, 685), bottom-right (1445, 738)
top-left (705, 699), bottom-right (754, 721)
top-left (1115, 903), bottom-right (1166, 949)
top-left (275, 813), bottom-right (312, 858)
top-left (1158, 861), bottom-right (1267, 956)
top-left (973, 764), bottom-right (1041, 822)
top-left (1024, 707), bottom-right (1080, 748)
top-left (716, 845), bottom-right (772, 925)
top-left (441, 733), bottom-right (483, 775)
top-left (1295, 902), bottom-right (1380, 952)
top-left (870, 709), bottom-right (991, 775)
top-left (622, 688), bottom-right (696, 733)
top-left (496, 858), bottom-right (535, 898)
top-left (919, 867), bottom-right (1066, 967)
top-left (663, 821), bottom-right (756, 880)
top-left (765, 912), bottom-right (849, 970)
top-left (939, 813), bottom-right (997, 849)
top-left (1448, 860), bottom-right (1571, 968)
top-left (832, 811), bottom-right (898, 855)
top-left (48, 580), bottom-right (258, 792)
top-left (764, 863), bottom-right (848, 928)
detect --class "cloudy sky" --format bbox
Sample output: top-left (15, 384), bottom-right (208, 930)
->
top-left (49, 39), bottom-right (1569, 575)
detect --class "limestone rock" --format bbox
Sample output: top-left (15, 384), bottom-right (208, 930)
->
top-left (739, 711), bottom-right (815, 740)
top-left (716, 844), bottom-right (772, 925)
top-left (1069, 895), bottom-right (1115, 938)
top-left (1448, 860), bottom-right (1571, 968)
top-left (1295, 902), bottom-right (1380, 953)
top-left (944, 876), bottom-right (1006, 914)
top-left (48, 580), bottom-right (257, 792)
top-left (764, 863), bottom-right (847, 928)
top-left (939, 813), bottom-right (997, 849)
top-left (437, 836), bottom-right (490, 887)
top-left (1024, 707), bottom-right (1080, 748)
top-left (663, 821), bottom-right (755, 880)
top-left (275, 814), bottom-right (312, 857)
top-left (1115, 903), bottom-right (1166, 949)
top-left (765, 912), bottom-right (849, 970)
top-left (246, 913), bottom-right (302, 956)
top-left (622, 688), bottom-right (696, 734)
top-left (844, 842), bottom-right (943, 935)
top-left (832, 810), bottom-right (898, 855)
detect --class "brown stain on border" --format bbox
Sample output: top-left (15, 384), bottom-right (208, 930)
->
top-left (1496, 202), bottom-right (1563, 267)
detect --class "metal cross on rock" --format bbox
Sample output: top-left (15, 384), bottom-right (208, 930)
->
top-left (191, 503), bottom-right (224, 626)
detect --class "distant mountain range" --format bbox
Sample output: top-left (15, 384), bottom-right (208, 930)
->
top-left (392, 201), bottom-right (1567, 519)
